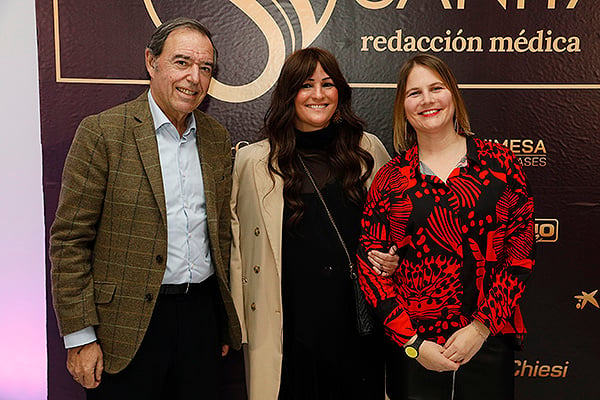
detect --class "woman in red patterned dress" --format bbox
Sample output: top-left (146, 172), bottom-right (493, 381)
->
top-left (357, 54), bottom-right (535, 400)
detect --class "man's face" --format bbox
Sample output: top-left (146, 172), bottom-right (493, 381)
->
top-left (145, 28), bottom-right (214, 131)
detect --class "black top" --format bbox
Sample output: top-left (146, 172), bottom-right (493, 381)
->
top-left (279, 125), bottom-right (384, 399)
top-left (282, 125), bottom-right (361, 359)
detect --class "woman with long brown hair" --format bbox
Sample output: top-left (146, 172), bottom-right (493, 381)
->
top-left (230, 47), bottom-right (396, 399)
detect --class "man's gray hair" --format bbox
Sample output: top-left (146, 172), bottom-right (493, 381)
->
top-left (146, 17), bottom-right (217, 62)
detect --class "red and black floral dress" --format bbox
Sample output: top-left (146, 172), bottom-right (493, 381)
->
top-left (358, 136), bottom-right (535, 348)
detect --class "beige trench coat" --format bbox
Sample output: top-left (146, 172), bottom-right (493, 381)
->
top-left (230, 132), bottom-right (390, 399)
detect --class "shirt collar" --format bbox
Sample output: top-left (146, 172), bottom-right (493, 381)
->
top-left (406, 135), bottom-right (480, 178)
top-left (465, 135), bottom-right (482, 166)
top-left (147, 90), bottom-right (196, 137)
top-left (406, 144), bottom-right (420, 178)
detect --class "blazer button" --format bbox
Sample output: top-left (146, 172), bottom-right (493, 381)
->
top-left (254, 227), bottom-right (260, 236)
top-left (144, 293), bottom-right (153, 302)
top-left (156, 255), bottom-right (163, 264)
top-left (253, 265), bottom-right (260, 274)
top-left (242, 277), bottom-right (248, 285)
top-left (250, 303), bottom-right (256, 311)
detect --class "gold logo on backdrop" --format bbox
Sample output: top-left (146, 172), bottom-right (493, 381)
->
top-left (514, 360), bottom-right (569, 378)
top-left (534, 219), bottom-right (558, 243)
top-left (356, 0), bottom-right (579, 10)
top-left (52, 0), bottom-right (336, 102)
top-left (53, 0), bottom-right (596, 93)
top-left (574, 289), bottom-right (599, 310)
top-left (486, 138), bottom-right (547, 167)
top-left (144, 0), bottom-right (334, 102)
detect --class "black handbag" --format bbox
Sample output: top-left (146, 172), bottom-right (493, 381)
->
top-left (351, 267), bottom-right (376, 336)
top-left (298, 155), bottom-right (376, 336)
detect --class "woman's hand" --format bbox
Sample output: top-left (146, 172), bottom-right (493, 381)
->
top-left (368, 245), bottom-right (398, 277)
top-left (442, 321), bottom-right (490, 365)
top-left (415, 340), bottom-right (460, 372)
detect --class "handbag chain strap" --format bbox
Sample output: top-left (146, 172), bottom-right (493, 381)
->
top-left (297, 154), bottom-right (357, 280)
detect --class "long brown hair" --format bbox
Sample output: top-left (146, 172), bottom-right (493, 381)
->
top-left (263, 47), bottom-right (374, 227)
top-left (393, 53), bottom-right (472, 152)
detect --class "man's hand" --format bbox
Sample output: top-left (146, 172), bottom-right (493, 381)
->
top-left (415, 340), bottom-right (460, 372)
top-left (442, 321), bottom-right (489, 365)
top-left (67, 341), bottom-right (103, 389)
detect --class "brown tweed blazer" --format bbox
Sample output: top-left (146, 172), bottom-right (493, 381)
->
top-left (50, 91), bottom-right (242, 373)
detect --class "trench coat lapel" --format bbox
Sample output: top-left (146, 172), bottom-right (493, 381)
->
top-left (253, 154), bottom-right (284, 277)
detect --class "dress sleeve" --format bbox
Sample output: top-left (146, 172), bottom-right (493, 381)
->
top-left (357, 165), bottom-right (417, 346)
top-left (472, 150), bottom-right (535, 335)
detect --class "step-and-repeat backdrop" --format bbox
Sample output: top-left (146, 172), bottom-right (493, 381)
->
top-left (37, 1), bottom-right (599, 399)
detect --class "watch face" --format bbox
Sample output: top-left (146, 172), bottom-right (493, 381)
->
top-left (405, 346), bottom-right (418, 358)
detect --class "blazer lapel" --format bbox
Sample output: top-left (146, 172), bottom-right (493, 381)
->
top-left (194, 112), bottom-right (217, 235)
top-left (131, 93), bottom-right (167, 227)
top-left (253, 154), bottom-right (284, 277)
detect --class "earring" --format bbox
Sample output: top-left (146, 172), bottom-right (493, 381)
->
top-left (453, 117), bottom-right (461, 134)
top-left (332, 109), bottom-right (343, 124)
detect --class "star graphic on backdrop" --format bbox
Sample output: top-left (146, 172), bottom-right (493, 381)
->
top-left (574, 289), bottom-right (599, 310)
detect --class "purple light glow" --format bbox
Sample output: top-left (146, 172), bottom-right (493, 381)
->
top-left (0, 0), bottom-right (47, 399)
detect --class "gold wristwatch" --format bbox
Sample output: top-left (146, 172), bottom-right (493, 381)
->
top-left (404, 335), bottom-right (424, 359)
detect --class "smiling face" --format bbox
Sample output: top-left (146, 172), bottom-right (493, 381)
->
top-left (145, 28), bottom-right (214, 133)
top-left (293, 62), bottom-right (339, 132)
top-left (404, 64), bottom-right (455, 137)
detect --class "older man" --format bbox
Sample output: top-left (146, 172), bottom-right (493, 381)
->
top-left (50, 18), bottom-right (241, 399)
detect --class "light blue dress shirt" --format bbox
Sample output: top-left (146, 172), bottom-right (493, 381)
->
top-left (63, 91), bottom-right (213, 348)
top-left (149, 91), bottom-right (214, 285)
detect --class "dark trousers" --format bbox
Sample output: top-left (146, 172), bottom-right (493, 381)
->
top-left (386, 335), bottom-right (515, 400)
top-left (87, 276), bottom-right (222, 400)
top-left (278, 333), bottom-right (385, 400)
